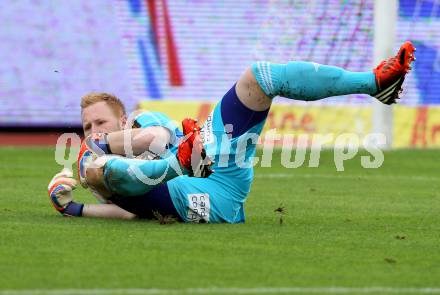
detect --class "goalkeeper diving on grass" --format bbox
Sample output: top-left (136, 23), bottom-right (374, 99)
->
top-left (48, 41), bottom-right (416, 223)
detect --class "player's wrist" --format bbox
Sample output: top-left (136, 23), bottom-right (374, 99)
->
top-left (63, 201), bottom-right (84, 217)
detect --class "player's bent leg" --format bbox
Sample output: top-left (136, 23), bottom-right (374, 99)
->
top-left (79, 118), bottom-right (213, 198)
top-left (78, 142), bottom-right (182, 199)
top-left (102, 156), bottom-right (184, 197)
top-left (101, 125), bottom-right (214, 197)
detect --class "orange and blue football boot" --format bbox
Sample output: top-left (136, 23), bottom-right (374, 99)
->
top-left (373, 41), bottom-right (416, 105)
top-left (177, 118), bottom-right (213, 178)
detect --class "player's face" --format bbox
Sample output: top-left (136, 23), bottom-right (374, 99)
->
top-left (82, 101), bottom-right (126, 137)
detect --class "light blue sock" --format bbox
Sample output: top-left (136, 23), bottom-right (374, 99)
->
top-left (251, 61), bottom-right (377, 100)
top-left (103, 156), bottom-right (184, 196)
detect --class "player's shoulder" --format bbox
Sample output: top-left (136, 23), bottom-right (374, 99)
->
top-left (132, 111), bottom-right (174, 129)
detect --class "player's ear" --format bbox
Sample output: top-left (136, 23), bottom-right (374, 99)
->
top-left (119, 114), bottom-right (127, 130)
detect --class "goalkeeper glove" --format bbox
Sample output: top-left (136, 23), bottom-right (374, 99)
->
top-left (77, 133), bottom-right (112, 188)
top-left (48, 168), bottom-right (83, 216)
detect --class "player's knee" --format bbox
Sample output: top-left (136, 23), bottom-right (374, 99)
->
top-left (241, 66), bottom-right (257, 85)
top-left (244, 65), bottom-right (271, 97)
top-left (236, 66), bottom-right (272, 111)
top-left (85, 166), bottom-right (112, 199)
top-left (85, 167), bottom-right (102, 185)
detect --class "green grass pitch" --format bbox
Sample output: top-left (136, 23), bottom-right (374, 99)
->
top-left (0, 147), bottom-right (439, 294)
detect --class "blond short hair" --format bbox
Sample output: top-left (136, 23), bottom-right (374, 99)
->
top-left (81, 92), bottom-right (126, 116)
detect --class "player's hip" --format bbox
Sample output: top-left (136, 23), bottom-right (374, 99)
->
top-left (167, 174), bottom-right (252, 223)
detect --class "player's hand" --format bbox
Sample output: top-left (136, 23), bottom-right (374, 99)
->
top-left (48, 168), bottom-right (77, 215)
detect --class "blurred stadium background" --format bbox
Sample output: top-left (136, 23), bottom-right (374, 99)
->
top-left (0, 0), bottom-right (439, 148)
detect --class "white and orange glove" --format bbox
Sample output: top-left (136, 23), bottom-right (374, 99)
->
top-left (77, 133), bottom-right (114, 188)
top-left (48, 168), bottom-right (83, 216)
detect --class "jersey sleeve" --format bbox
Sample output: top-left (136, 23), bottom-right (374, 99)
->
top-left (133, 111), bottom-right (183, 146)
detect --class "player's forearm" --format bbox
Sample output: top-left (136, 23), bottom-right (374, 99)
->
top-left (106, 127), bottom-right (171, 157)
top-left (82, 203), bottom-right (137, 220)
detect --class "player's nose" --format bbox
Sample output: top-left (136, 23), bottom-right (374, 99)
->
top-left (91, 125), bottom-right (102, 135)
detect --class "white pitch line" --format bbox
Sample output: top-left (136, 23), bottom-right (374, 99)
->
top-left (254, 173), bottom-right (438, 182)
top-left (2, 287), bottom-right (440, 295)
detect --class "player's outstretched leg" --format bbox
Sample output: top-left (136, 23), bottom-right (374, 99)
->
top-left (103, 119), bottom-right (213, 196)
top-left (249, 41), bottom-right (415, 105)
